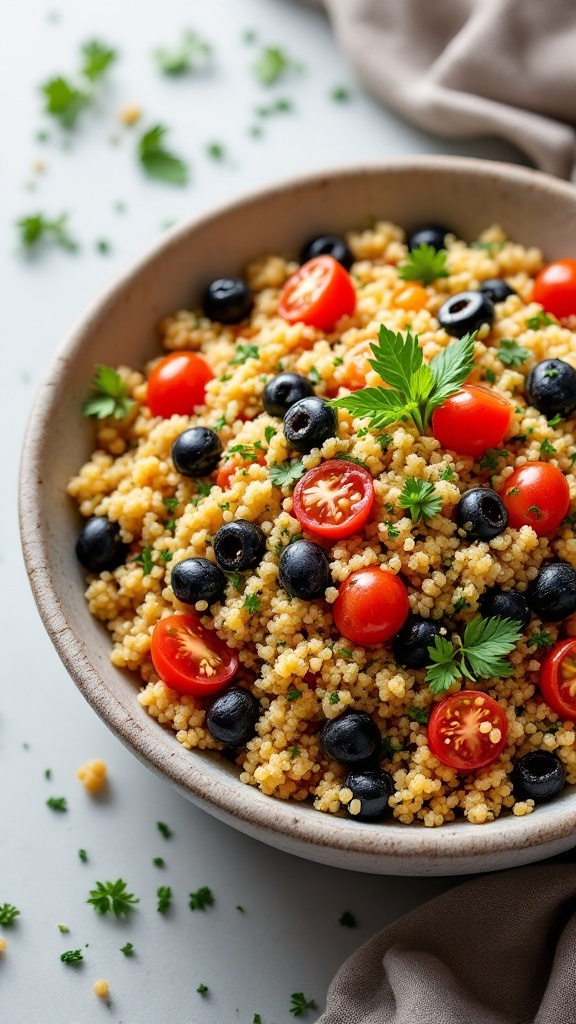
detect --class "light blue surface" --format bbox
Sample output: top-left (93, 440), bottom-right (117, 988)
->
top-left (1, 1), bottom-right (529, 1020)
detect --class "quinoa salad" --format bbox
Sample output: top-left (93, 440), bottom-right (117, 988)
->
top-left (68, 220), bottom-right (576, 828)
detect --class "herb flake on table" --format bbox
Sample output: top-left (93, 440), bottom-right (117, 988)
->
top-left (138, 124), bottom-right (189, 186)
top-left (399, 478), bottom-right (442, 523)
top-left (153, 857), bottom-right (165, 868)
top-left (426, 615), bottom-right (523, 695)
top-left (339, 910), bottom-right (357, 928)
top-left (189, 887), bottom-right (214, 911)
top-left (83, 365), bottom-right (134, 420)
top-left (331, 85), bottom-right (350, 102)
top-left (329, 325), bottom-right (476, 435)
top-left (16, 212), bottom-right (78, 252)
top-left (253, 46), bottom-right (302, 85)
top-left (154, 30), bottom-right (212, 75)
top-left (289, 992), bottom-right (317, 1017)
top-left (397, 244), bottom-right (448, 287)
top-left (497, 339), bottom-right (531, 366)
top-left (156, 886), bottom-right (172, 914)
top-left (87, 879), bottom-right (139, 917)
top-left (120, 942), bottom-right (134, 957)
top-left (0, 904), bottom-right (20, 927)
top-left (196, 983), bottom-right (209, 995)
top-left (40, 40), bottom-right (117, 128)
top-left (57, 923), bottom-right (69, 933)
top-left (60, 949), bottom-right (83, 964)
top-left (46, 796), bottom-right (67, 812)
top-left (78, 848), bottom-right (88, 862)
top-left (157, 821), bottom-right (172, 839)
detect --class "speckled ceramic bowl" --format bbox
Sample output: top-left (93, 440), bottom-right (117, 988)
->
top-left (20, 157), bottom-right (576, 874)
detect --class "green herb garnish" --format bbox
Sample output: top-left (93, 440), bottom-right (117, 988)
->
top-left (398, 244), bottom-right (448, 287)
top-left (339, 910), bottom-right (357, 927)
top-left (154, 30), bottom-right (211, 75)
top-left (288, 746), bottom-right (300, 757)
top-left (78, 849), bottom-right (88, 863)
top-left (540, 438), bottom-right (557, 455)
top-left (244, 594), bottom-right (261, 613)
top-left (156, 886), bottom-right (172, 914)
top-left (46, 796), bottom-right (67, 812)
top-left (286, 689), bottom-right (302, 702)
top-left (206, 142), bottom-right (225, 161)
top-left (157, 821), bottom-right (172, 839)
top-left (426, 615), bottom-right (523, 695)
top-left (289, 992), bottom-right (317, 1017)
top-left (479, 449), bottom-right (508, 471)
top-left (17, 212), bottom-right (78, 252)
top-left (328, 693), bottom-right (340, 705)
top-left (439, 466), bottom-right (456, 481)
top-left (269, 460), bottom-right (306, 489)
top-left (253, 46), bottom-right (301, 85)
top-left (0, 904), bottom-right (20, 927)
top-left (407, 706), bottom-right (429, 725)
top-left (120, 942), bottom-right (134, 957)
top-left (530, 629), bottom-right (554, 649)
top-left (60, 949), bottom-right (83, 964)
top-left (57, 923), bottom-right (69, 933)
top-left (189, 886), bottom-right (214, 911)
top-left (163, 496), bottom-right (178, 512)
top-left (41, 40), bottom-right (117, 128)
top-left (330, 325), bottom-right (476, 435)
top-left (197, 983), bottom-right (209, 995)
top-left (138, 124), bottom-right (189, 186)
top-left (331, 85), bottom-right (350, 102)
top-left (497, 339), bottom-right (531, 366)
top-left (399, 478), bottom-right (442, 523)
top-left (87, 879), bottom-right (139, 917)
top-left (230, 343), bottom-right (259, 365)
top-left (264, 426), bottom-right (276, 444)
top-left (526, 311), bottom-right (556, 330)
top-left (83, 365), bottom-right (135, 420)
top-left (132, 547), bottom-right (153, 576)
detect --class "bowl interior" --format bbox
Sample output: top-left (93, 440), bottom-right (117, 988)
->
top-left (20, 157), bottom-right (576, 874)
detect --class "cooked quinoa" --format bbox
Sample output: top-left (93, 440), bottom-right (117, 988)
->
top-left (68, 220), bottom-right (576, 827)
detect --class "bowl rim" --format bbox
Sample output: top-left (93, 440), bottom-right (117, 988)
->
top-left (19, 154), bottom-right (576, 866)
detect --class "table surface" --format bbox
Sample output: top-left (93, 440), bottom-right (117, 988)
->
top-left (0, 2), bottom-right (531, 1021)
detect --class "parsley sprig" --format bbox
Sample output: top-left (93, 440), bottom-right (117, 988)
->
top-left (17, 212), bottom-right (78, 252)
top-left (154, 30), bottom-right (212, 75)
top-left (253, 46), bottom-right (302, 85)
top-left (41, 40), bottom-right (117, 128)
top-left (269, 459), bottom-right (306, 489)
top-left (83, 365), bottom-right (135, 420)
top-left (0, 904), bottom-right (20, 927)
top-left (87, 879), bottom-right (139, 917)
top-left (330, 325), bottom-right (476, 435)
top-left (399, 478), bottom-right (442, 523)
top-left (398, 244), bottom-right (448, 287)
top-left (289, 992), bottom-right (317, 1017)
top-left (60, 949), bottom-right (83, 964)
top-left (189, 886), bottom-right (214, 911)
top-left (425, 615), bottom-right (523, 695)
top-left (497, 339), bottom-right (531, 366)
top-left (138, 125), bottom-right (189, 186)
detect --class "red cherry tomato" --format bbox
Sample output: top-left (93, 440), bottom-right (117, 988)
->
top-left (427, 690), bottom-right (508, 772)
top-left (147, 352), bottom-right (213, 418)
top-left (293, 460), bottom-right (375, 541)
top-left (151, 614), bottom-right (238, 696)
top-left (332, 566), bottom-right (409, 647)
top-left (539, 638), bottom-right (576, 720)
top-left (278, 256), bottom-right (356, 332)
top-left (532, 259), bottom-right (576, 319)
top-left (431, 384), bottom-right (512, 458)
top-left (499, 461), bottom-right (570, 536)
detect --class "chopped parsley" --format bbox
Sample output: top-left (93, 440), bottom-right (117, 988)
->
top-left (95, 239), bottom-right (111, 254)
top-left (120, 942), bottom-right (134, 957)
top-left (331, 85), bottom-right (350, 102)
top-left (57, 923), bottom-right (69, 933)
top-left (236, 905), bottom-right (245, 913)
top-left (289, 992), bottom-right (317, 1017)
top-left (339, 910), bottom-right (357, 927)
top-left (41, 40), bottom-right (117, 128)
top-left (384, 520), bottom-right (400, 539)
top-left (540, 438), bottom-right (557, 455)
top-left (526, 503), bottom-right (543, 521)
top-left (264, 425), bottom-right (276, 444)
top-left (87, 879), bottom-right (139, 917)
top-left (526, 311), bottom-right (556, 330)
top-left (253, 1016), bottom-right (262, 1024)
top-left (189, 886), bottom-right (214, 911)
top-left (548, 414), bottom-right (563, 428)
top-left (471, 240), bottom-right (504, 254)
top-left (530, 629), bottom-right (554, 649)
top-left (328, 693), bottom-right (340, 705)
top-left (426, 615), bottom-right (523, 695)
top-left (17, 212), bottom-right (78, 252)
top-left (484, 368), bottom-right (496, 384)
top-left (439, 466), bottom-right (456, 481)
top-left (397, 244), bottom-right (448, 286)
top-left (44, 768), bottom-right (52, 780)
top-left (152, 857), bottom-right (165, 868)
top-left (226, 442), bottom-right (263, 463)
top-left (407, 706), bottom-right (429, 725)
top-left (337, 648), bottom-right (354, 662)
top-left (0, 904), bottom-right (20, 927)
top-left (82, 365), bottom-right (135, 420)
top-left (156, 886), bottom-right (172, 914)
top-left (381, 736), bottom-right (404, 757)
top-left (78, 849), bottom-right (88, 863)
top-left (479, 449), bottom-right (509, 471)
top-left (288, 746), bottom-right (300, 757)
top-left (46, 796), bottom-right (67, 812)
top-left (157, 821), bottom-right (172, 839)
top-left (206, 142), bottom-right (225, 161)
top-left (308, 366), bottom-right (321, 384)
top-left (197, 983), bottom-right (209, 995)
top-left (60, 949), bottom-right (83, 964)
top-left (330, 324), bottom-right (476, 435)
top-left (163, 496), bottom-right (178, 512)
top-left (253, 46), bottom-right (301, 85)
top-left (244, 594), bottom-right (261, 613)
top-left (453, 596), bottom-right (471, 612)
top-left (256, 97), bottom-right (293, 117)
top-left (154, 30), bottom-right (212, 75)
top-left (269, 459), bottom-right (306, 489)
top-left (230, 342), bottom-right (259, 365)
top-left (229, 571), bottom-right (243, 592)
top-left (286, 688), bottom-right (302, 702)
top-left (399, 477), bottom-right (442, 523)
top-left (138, 124), bottom-right (189, 186)
top-left (132, 547), bottom-right (153, 576)
top-left (497, 339), bottom-right (531, 366)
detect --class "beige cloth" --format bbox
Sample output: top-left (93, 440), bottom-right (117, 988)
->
top-left (317, 0), bottom-right (576, 180)
top-left (318, 862), bottom-right (576, 1024)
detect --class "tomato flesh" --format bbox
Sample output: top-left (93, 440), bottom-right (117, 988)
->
top-left (539, 638), bottom-right (576, 720)
top-left (499, 461), bottom-right (569, 536)
top-left (278, 256), bottom-right (356, 332)
top-left (431, 384), bottom-right (512, 458)
top-left (147, 351), bottom-right (213, 418)
top-left (333, 566), bottom-right (409, 646)
top-left (427, 690), bottom-right (508, 772)
top-left (532, 259), bottom-right (576, 320)
top-left (151, 614), bottom-right (238, 696)
top-left (293, 460), bottom-right (375, 541)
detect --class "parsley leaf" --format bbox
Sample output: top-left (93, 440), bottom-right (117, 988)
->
top-left (289, 992), bottom-right (317, 1017)
top-left (157, 821), bottom-right (172, 839)
top-left (156, 886), bottom-right (172, 914)
top-left (230, 343), bottom-right (259, 365)
top-left (540, 438), bottom-right (557, 455)
top-left (398, 244), bottom-right (448, 287)
top-left (269, 459), bottom-right (306, 489)
top-left (244, 594), bottom-right (261, 613)
top-left (479, 448), bottom-right (508, 471)
top-left (132, 547), bottom-right (153, 576)
top-left (497, 339), bottom-right (531, 366)
top-left (286, 689), bottom-right (302, 702)
top-left (46, 796), bottom-right (67, 812)
top-left (399, 478), bottom-right (442, 523)
top-left (0, 904), bottom-right (20, 927)
top-left (530, 629), bottom-right (554, 649)
top-left (138, 125), bottom-right (189, 186)
top-left (87, 879), bottom-right (139, 917)
top-left (17, 212), bottom-right (78, 252)
top-left (426, 615), bottom-right (523, 694)
top-left (163, 496), bottom-right (178, 512)
top-left (40, 40), bottom-right (117, 127)
top-left (154, 30), bottom-right (212, 75)
top-left (253, 46), bottom-right (301, 85)
top-left (264, 426), bottom-right (276, 444)
top-left (407, 706), bottom-right (429, 725)
top-left (78, 848), bottom-right (88, 862)
top-left (440, 466), bottom-right (456, 481)
top-left (330, 325), bottom-right (476, 435)
top-left (81, 40), bottom-right (117, 81)
top-left (197, 983), bottom-right (209, 994)
top-left (153, 857), bottom-right (165, 868)
top-left (189, 886), bottom-right (214, 911)
top-left (60, 949), bottom-right (83, 964)
top-left (526, 311), bottom-right (556, 330)
top-left (120, 942), bottom-right (134, 957)
top-left (82, 365), bottom-right (135, 420)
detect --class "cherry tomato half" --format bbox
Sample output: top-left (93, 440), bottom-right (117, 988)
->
top-left (427, 690), bottom-right (508, 772)
top-left (532, 259), bottom-right (576, 320)
top-left (499, 461), bottom-right (569, 537)
top-left (332, 566), bottom-right (409, 647)
top-left (147, 351), bottom-right (213, 418)
top-left (431, 384), bottom-right (512, 458)
top-left (293, 460), bottom-right (375, 541)
top-left (278, 256), bottom-right (356, 332)
top-left (539, 638), bottom-right (576, 720)
top-left (151, 613), bottom-right (238, 696)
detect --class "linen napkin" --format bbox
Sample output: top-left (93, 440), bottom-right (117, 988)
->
top-left (317, 861), bottom-right (576, 1024)
top-left (311, 0), bottom-right (576, 181)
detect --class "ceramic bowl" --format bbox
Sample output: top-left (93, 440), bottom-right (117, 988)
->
top-left (20, 156), bottom-right (576, 875)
